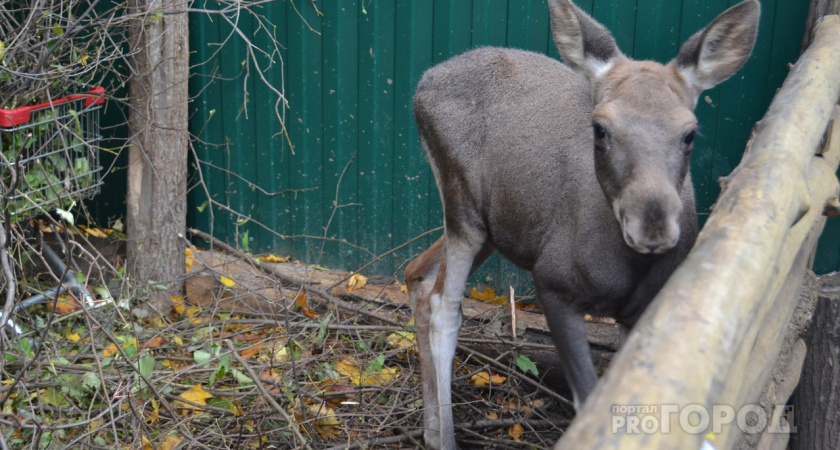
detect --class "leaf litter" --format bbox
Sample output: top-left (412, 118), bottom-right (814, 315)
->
top-left (1, 245), bottom-right (574, 449)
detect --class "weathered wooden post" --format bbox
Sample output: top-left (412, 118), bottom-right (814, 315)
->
top-left (555, 16), bottom-right (840, 450)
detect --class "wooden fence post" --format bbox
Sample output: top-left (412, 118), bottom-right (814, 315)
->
top-left (555, 16), bottom-right (840, 450)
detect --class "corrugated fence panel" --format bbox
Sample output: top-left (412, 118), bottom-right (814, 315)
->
top-left (393, 0), bottom-right (436, 273)
top-left (322, 1), bottom-right (361, 270)
top-left (189, 0), bottom-right (834, 289)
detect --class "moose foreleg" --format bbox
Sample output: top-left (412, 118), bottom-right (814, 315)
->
top-left (537, 288), bottom-right (598, 410)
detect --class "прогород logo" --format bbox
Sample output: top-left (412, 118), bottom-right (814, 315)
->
top-left (610, 404), bottom-right (795, 435)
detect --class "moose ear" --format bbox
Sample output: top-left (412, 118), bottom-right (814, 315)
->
top-left (671, 0), bottom-right (760, 96)
top-left (548, 0), bottom-right (624, 83)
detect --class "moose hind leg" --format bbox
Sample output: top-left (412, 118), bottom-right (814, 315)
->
top-left (407, 237), bottom-right (494, 449)
top-left (405, 238), bottom-right (444, 448)
top-left (429, 232), bottom-right (486, 449)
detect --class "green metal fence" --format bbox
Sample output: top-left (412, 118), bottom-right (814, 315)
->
top-left (188, 0), bottom-right (838, 290)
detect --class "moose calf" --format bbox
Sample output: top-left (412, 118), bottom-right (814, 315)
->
top-left (405, 0), bottom-right (760, 448)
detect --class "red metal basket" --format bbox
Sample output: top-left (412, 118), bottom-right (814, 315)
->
top-left (0, 88), bottom-right (106, 220)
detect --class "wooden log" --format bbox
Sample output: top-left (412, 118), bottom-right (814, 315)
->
top-left (730, 272), bottom-right (817, 450)
top-left (556, 16), bottom-right (840, 450)
top-left (791, 274), bottom-right (840, 450)
top-left (719, 107), bottom-right (840, 448)
top-left (803, 0), bottom-right (840, 51)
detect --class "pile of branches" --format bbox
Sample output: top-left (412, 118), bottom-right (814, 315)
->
top-left (0, 1), bottom-right (130, 109)
top-left (0, 233), bottom-right (571, 449)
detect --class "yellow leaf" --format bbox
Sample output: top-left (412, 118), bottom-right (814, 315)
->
top-left (79, 54), bottom-right (90, 66)
top-left (258, 344), bottom-right (289, 364)
top-left (103, 343), bottom-right (119, 357)
top-left (143, 336), bottom-right (166, 349)
top-left (50, 295), bottom-right (79, 314)
top-left (184, 306), bottom-right (201, 318)
top-left (469, 286), bottom-right (508, 305)
top-left (398, 282), bottom-right (408, 294)
top-left (257, 254), bottom-right (289, 263)
top-left (146, 398), bottom-right (160, 424)
top-left (149, 316), bottom-right (166, 328)
top-left (220, 275), bottom-right (236, 287)
top-left (239, 342), bottom-right (264, 360)
top-left (80, 225), bottom-right (108, 238)
top-left (2, 379), bottom-right (14, 386)
top-left (347, 273), bottom-right (367, 292)
top-left (179, 384), bottom-right (213, 409)
top-left (386, 331), bottom-right (415, 351)
top-left (490, 373), bottom-right (507, 384)
top-left (66, 332), bottom-right (81, 342)
top-left (470, 371), bottom-right (506, 386)
top-left (294, 290), bottom-right (318, 319)
top-left (508, 423), bottom-right (524, 441)
top-left (185, 249), bottom-right (195, 272)
top-left (335, 357), bottom-right (398, 386)
top-left (173, 335), bottom-right (184, 346)
top-left (300, 402), bottom-right (341, 440)
top-left (124, 338), bottom-right (138, 351)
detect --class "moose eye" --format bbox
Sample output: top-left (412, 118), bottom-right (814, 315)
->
top-left (683, 130), bottom-right (696, 146)
top-left (593, 122), bottom-right (607, 141)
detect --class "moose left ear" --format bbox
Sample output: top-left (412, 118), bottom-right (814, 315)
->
top-left (670, 0), bottom-right (760, 96)
top-left (548, 0), bottom-right (626, 84)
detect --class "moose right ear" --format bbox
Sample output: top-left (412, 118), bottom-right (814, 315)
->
top-left (548, 0), bottom-right (624, 83)
top-left (671, 0), bottom-right (760, 96)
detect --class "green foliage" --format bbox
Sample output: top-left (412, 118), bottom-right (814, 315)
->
top-left (515, 354), bottom-right (539, 376)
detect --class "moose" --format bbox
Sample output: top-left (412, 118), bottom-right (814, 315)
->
top-left (404, 0), bottom-right (760, 448)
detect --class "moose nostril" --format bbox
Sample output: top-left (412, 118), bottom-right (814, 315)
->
top-left (646, 243), bottom-right (661, 253)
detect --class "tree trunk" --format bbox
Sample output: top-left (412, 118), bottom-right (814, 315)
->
top-left (126, 0), bottom-right (189, 311)
top-left (791, 274), bottom-right (840, 450)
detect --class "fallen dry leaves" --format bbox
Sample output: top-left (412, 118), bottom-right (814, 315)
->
top-left (178, 384), bottom-right (214, 410)
top-left (470, 371), bottom-right (507, 386)
top-left (347, 273), bottom-right (367, 292)
top-left (334, 357), bottom-right (398, 386)
top-left (469, 286), bottom-right (508, 305)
